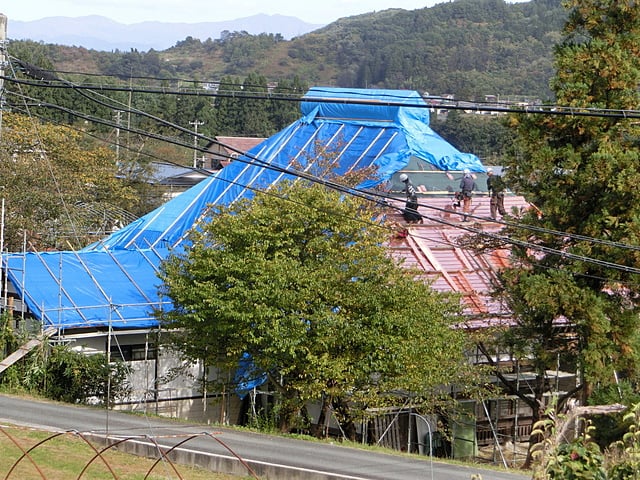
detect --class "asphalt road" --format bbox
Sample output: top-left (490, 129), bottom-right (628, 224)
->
top-left (0, 394), bottom-right (531, 480)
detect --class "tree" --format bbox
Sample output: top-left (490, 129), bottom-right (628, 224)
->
top-left (435, 111), bottom-right (516, 163)
top-left (0, 113), bottom-right (141, 250)
top-left (268, 76), bottom-right (307, 132)
top-left (212, 76), bottom-right (243, 135)
top-left (239, 72), bottom-right (272, 136)
top-left (158, 179), bottom-right (472, 434)
top-left (482, 0), bottom-right (640, 463)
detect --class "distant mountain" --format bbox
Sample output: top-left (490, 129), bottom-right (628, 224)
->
top-left (7, 0), bottom-right (566, 99)
top-left (6, 14), bottom-right (325, 51)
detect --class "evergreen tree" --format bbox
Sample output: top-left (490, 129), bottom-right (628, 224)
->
top-left (239, 72), bottom-right (272, 136)
top-left (488, 0), bottom-right (640, 440)
top-left (212, 76), bottom-right (243, 135)
top-left (269, 76), bottom-right (307, 131)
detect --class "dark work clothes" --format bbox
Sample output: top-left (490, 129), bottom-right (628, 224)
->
top-left (460, 175), bottom-right (476, 196)
top-left (487, 173), bottom-right (506, 218)
top-left (402, 179), bottom-right (422, 223)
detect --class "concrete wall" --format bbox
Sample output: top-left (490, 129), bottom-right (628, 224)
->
top-left (84, 433), bottom-right (352, 480)
top-left (64, 329), bottom-right (244, 425)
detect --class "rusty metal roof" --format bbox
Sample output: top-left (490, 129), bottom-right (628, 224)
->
top-left (385, 193), bottom-right (531, 328)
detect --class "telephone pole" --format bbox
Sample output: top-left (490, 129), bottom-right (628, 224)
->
top-left (189, 120), bottom-right (204, 168)
top-left (0, 13), bottom-right (7, 142)
top-left (114, 110), bottom-right (123, 160)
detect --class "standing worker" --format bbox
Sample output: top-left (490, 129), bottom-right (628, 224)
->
top-left (486, 168), bottom-right (507, 220)
top-left (399, 173), bottom-right (423, 223)
top-left (459, 169), bottom-right (477, 222)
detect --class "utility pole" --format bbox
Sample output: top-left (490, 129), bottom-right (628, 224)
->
top-left (189, 120), bottom-right (204, 169)
top-left (114, 110), bottom-right (122, 161)
top-left (0, 13), bottom-right (7, 142)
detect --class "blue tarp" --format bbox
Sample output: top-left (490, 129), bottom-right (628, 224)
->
top-left (2, 87), bottom-right (485, 331)
top-left (3, 247), bottom-right (169, 329)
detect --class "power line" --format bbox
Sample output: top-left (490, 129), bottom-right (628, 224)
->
top-left (10, 84), bottom-right (640, 272)
top-left (5, 64), bottom-right (640, 277)
top-left (5, 71), bottom-right (640, 120)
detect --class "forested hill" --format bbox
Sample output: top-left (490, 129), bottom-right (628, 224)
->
top-left (290, 0), bottom-right (565, 99)
top-left (10, 0), bottom-right (566, 101)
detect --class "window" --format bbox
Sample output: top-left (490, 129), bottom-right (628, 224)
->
top-left (109, 343), bottom-right (157, 362)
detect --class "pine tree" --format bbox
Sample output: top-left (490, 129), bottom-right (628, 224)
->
top-left (486, 0), bottom-right (640, 462)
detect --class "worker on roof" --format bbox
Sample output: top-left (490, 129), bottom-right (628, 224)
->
top-left (486, 168), bottom-right (507, 220)
top-left (399, 173), bottom-right (423, 224)
top-left (459, 169), bottom-right (477, 222)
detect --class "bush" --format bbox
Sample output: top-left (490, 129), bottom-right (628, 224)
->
top-left (531, 407), bottom-right (605, 480)
top-left (1, 334), bottom-right (130, 405)
top-left (605, 403), bottom-right (640, 479)
top-left (532, 402), bottom-right (640, 479)
top-left (545, 439), bottom-right (606, 480)
top-left (589, 382), bottom-right (640, 449)
top-left (43, 345), bottom-right (131, 405)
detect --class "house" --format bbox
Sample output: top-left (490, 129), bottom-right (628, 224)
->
top-left (204, 136), bottom-right (266, 169)
top-left (148, 162), bottom-right (215, 198)
top-left (0, 87), bottom-right (556, 460)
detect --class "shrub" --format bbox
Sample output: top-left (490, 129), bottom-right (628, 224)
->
top-left (606, 403), bottom-right (640, 479)
top-left (43, 345), bottom-right (131, 405)
top-left (1, 336), bottom-right (130, 405)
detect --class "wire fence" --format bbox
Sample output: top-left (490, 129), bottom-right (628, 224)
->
top-left (0, 424), bottom-right (260, 479)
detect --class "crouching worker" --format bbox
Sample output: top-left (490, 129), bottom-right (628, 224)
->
top-left (399, 173), bottom-right (423, 224)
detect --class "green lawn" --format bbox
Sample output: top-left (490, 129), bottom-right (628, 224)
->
top-left (0, 424), bottom-right (251, 479)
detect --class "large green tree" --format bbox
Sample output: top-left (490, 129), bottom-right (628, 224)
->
top-left (483, 0), bottom-right (640, 452)
top-left (0, 113), bottom-right (141, 250)
top-left (158, 180), bottom-right (473, 434)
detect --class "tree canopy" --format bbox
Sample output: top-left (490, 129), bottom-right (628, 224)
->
top-left (490, 0), bottom-right (640, 423)
top-left (158, 179), bottom-right (473, 433)
top-left (0, 112), bottom-right (142, 250)
top-left (11, 0), bottom-right (566, 100)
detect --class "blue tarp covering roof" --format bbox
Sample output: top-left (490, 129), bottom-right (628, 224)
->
top-left (2, 87), bottom-right (485, 331)
top-left (3, 248), bottom-right (169, 329)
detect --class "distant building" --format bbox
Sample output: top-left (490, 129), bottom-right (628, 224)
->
top-left (149, 136), bottom-right (267, 198)
top-left (205, 136), bottom-right (266, 169)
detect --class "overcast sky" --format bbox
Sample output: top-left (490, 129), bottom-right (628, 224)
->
top-left (2, 0), bottom-right (452, 26)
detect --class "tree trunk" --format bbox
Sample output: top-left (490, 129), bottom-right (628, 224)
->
top-left (312, 394), bottom-right (332, 438)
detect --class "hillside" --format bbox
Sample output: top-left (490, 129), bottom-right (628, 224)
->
top-left (7, 14), bottom-right (325, 51)
top-left (8, 0), bottom-right (567, 101)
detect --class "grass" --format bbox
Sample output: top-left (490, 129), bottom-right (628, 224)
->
top-left (0, 424), bottom-right (250, 480)
top-left (0, 392), bottom-right (530, 478)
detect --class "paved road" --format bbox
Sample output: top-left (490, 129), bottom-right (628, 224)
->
top-left (0, 394), bottom-right (531, 480)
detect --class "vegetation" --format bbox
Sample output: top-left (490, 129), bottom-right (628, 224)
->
top-left (2, 0), bottom-right (639, 473)
top-left (531, 406), bottom-right (607, 479)
top-left (0, 112), bottom-right (151, 251)
top-left (435, 110), bottom-right (516, 164)
top-left (6, 40), bottom-right (307, 156)
top-left (9, 0), bottom-right (567, 100)
top-left (0, 424), bottom-right (242, 479)
top-left (157, 177), bottom-right (478, 435)
top-left (4, 0), bottom-right (566, 164)
top-left (530, 403), bottom-right (640, 479)
top-left (475, 0), bottom-right (640, 467)
top-left (0, 314), bottom-right (130, 405)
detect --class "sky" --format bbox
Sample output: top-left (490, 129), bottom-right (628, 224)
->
top-left (2, 0), bottom-right (448, 26)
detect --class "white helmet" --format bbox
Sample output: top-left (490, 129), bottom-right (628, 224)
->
top-left (399, 173), bottom-right (409, 182)
top-left (463, 169), bottom-right (470, 175)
